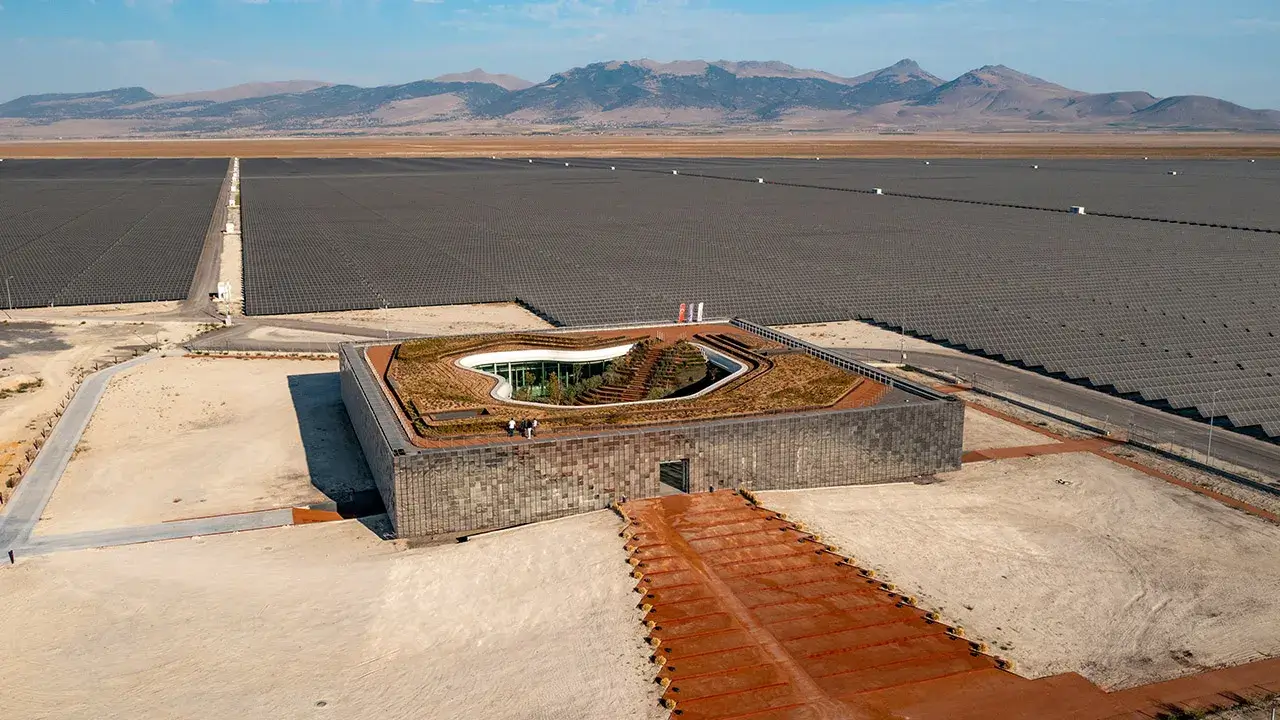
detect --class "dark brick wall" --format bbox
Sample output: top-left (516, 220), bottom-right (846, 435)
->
top-left (390, 399), bottom-right (963, 538)
top-left (339, 345), bottom-right (400, 525)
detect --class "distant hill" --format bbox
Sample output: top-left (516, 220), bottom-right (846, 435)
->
top-left (2, 60), bottom-right (1277, 136)
top-left (904, 65), bottom-right (1085, 121)
top-left (160, 81), bottom-right (333, 104)
top-left (432, 70), bottom-right (533, 92)
top-left (1128, 95), bottom-right (1280, 131)
top-left (0, 87), bottom-right (156, 121)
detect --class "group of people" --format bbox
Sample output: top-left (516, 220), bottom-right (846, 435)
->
top-left (506, 417), bottom-right (538, 439)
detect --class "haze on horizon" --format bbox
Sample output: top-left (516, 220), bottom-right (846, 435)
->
top-left (1, 0), bottom-right (1278, 109)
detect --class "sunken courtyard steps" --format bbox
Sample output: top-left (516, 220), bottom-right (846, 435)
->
top-left (616, 491), bottom-right (1280, 720)
top-left (575, 342), bottom-right (674, 405)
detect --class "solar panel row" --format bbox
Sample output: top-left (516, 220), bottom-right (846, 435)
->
top-left (0, 159), bottom-right (226, 308)
top-left (558, 157), bottom-right (1280, 232)
top-left (240, 159), bottom-right (1280, 440)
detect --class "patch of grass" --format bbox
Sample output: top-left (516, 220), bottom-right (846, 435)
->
top-left (0, 378), bottom-right (43, 399)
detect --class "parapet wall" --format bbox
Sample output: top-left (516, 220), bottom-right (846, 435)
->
top-left (339, 325), bottom-right (964, 539)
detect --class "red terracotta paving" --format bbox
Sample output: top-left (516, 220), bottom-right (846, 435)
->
top-left (619, 491), bottom-right (1280, 719)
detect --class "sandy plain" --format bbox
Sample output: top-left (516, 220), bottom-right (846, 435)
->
top-left (780, 319), bottom-right (963, 355)
top-left (34, 356), bottom-right (372, 535)
top-left (0, 318), bottom-right (204, 504)
top-left (0, 512), bottom-right (665, 720)
top-left (3, 133), bottom-right (1280, 159)
top-left (962, 406), bottom-right (1055, 451)
top-left (759, 452), bottom-right (1280, 691)
top-left (259, 302), bottom-right (552, 336)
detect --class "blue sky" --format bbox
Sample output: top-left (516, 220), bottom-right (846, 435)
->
top-left (1, 0), bottom-right (1278, 108)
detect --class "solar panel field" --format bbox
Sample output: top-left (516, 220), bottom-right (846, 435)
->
top-left (566, 157), bottom-right (1280, 231)
top-left (0, 159), bottom-right (225, 308)
top-left (240, 158), bottom-right (1280, 440)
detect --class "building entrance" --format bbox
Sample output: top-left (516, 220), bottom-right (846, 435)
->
top-left (659, 459), bottom-right (690, 493)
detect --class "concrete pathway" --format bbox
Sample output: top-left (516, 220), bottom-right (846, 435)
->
top-left (0, 354), bottom-right (156, 554)
top-left (17, 508), bottom-right (295, 556)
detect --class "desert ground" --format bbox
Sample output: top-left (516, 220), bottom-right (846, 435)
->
top-left (759, 452), bottom-right (1280, 691)
top-left (780, 319), bottom-right (962, 355)
top-left (961, 406), bottom-right (1056, 451)
top-left (0, 512), bottom-right (666, 720)
top-left (259, 302), bottom-right (552, 336)
top-left (33, 356), bottom-right (373, 535)
top-left (0, 316), bottom-right (206, 505)
top-left (3, 133), bottom-right (1280, 159)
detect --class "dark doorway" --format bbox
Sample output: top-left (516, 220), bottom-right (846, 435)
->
top-left (659, 459), bottom-right (690, 493)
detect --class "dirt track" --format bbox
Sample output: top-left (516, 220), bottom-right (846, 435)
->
top-left (2, 133), bottom-right (1280, 158)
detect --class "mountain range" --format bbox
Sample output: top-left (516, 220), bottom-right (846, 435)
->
top-left (2, 60), bottom-right (1278, 138)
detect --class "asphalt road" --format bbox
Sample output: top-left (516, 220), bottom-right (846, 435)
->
top-left (181, 157), bottom-right (234, 320)
top-left (841, 347), bottom-right (1280, 482)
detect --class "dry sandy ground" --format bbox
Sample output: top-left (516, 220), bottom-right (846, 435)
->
top-left (0, 512), bottom-right (666, 720)
top-left (3, 300), bottom-right (185, 320)
top-left (35, 356), bottom-right (372, 535)
top-left (759, 452), bottom-right (1280, 690)
top-left (261, 302), bottom-right (552, 336)
top-left (780, 319), bottom-right (960, 354)
top-left (962, 407), bottom-right (1055, 451)
top-left (3, 133), bottom-right (1279, 158)
top-left (0, 319), bottom-right (204, 504)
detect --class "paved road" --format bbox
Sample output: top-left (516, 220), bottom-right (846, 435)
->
top-left (18, 508), bottom-right (295, 556)
top-left (0, 354), bottom-right (157, 554)
top-left (841, 347), bottom-right (1280, 483)
top-left (181, 158), bottom-right (234, 321)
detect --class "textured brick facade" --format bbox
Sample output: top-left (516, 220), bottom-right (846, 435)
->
top-left (339, 324), bottom-right (964, 539)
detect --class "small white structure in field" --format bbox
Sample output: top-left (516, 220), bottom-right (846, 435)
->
top-left (1070, 206), bottom-right (1087, 215)
top-left (757, 178), bottom-right (765, 184)
top-left (565, 162), bottom-right (570, 167)
top-left (610, 166), bottom-right (616, 171)
top-left (923, 161), bottom-right (931, 165)
top-left (1167, 170), bottom-right (1179, 176)
top-left (673, 170), bottom-right (679, 175)
top-left (1031, 164), bottom-right (1039, 169)
top-left (872, 188), bottom-right (884, 195)
top-left (1250, 159), bottom-right (1257, 163)
top-left (216, 281), bottom-right (231, 302)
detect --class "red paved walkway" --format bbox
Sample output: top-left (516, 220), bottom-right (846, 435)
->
top-left (620, 491), bottom-right (1280, 719)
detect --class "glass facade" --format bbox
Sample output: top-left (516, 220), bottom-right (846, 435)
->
top-left (474, 359), bottom-right (611, 400)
